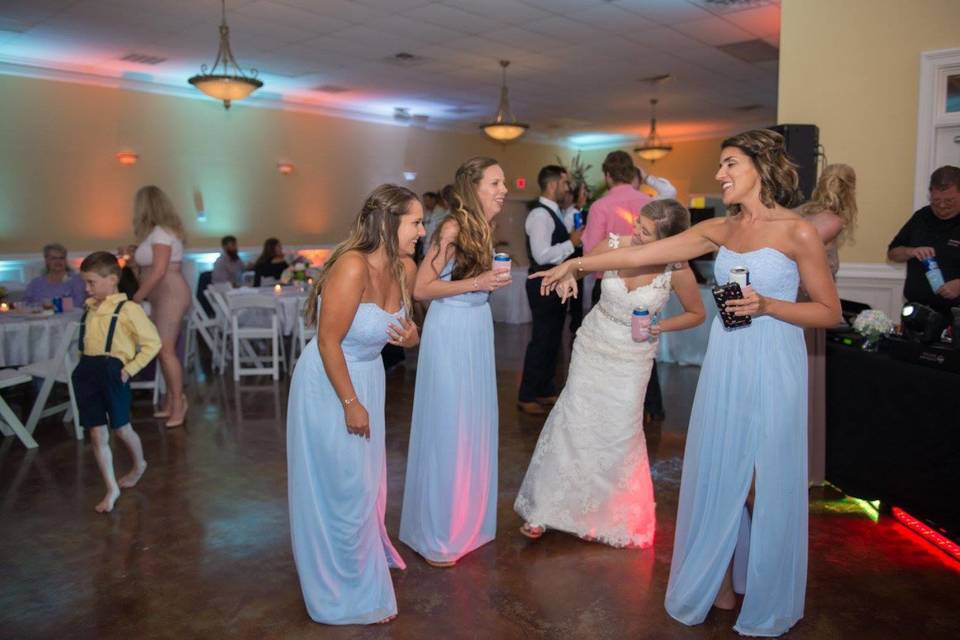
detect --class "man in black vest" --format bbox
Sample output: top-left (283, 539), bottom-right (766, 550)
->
top-left (518, 165), bottom-right (582, 415)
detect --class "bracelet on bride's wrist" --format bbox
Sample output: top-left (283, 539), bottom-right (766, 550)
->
top-left (342, 396), bottom-right (357, 407)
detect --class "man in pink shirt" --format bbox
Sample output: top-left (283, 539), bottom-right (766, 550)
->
top-left (582, 151), bottom-right (652, 254)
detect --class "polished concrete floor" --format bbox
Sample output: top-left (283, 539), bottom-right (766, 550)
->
top-left (1, 323), bottom-right (958, 639)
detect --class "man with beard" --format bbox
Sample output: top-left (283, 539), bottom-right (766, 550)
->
top-left (212, 235), bottom-right (245, 287)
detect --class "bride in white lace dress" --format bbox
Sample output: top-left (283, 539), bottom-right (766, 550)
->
top-left (514, 199), bottom-right (705, 548)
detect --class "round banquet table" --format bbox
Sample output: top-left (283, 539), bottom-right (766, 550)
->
top-left (0, 309), bottom-right (84, 367)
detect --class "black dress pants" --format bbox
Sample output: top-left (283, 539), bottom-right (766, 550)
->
top-left (518, 277), bottom-right (567, 402)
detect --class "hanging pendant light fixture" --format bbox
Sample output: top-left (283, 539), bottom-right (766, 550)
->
top-left (480, 60), bottom-right (529, 143)
top-left (634, 98), bottom-right (673, 163)
top-left (188, 0), bottom-right (263, 109)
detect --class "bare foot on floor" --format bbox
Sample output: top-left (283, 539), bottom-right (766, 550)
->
top-left (713, 587), bottom-right (736, 610)
top-left (118, 462), bottom-right (147, 488)
top-left (95, 487), bottom-right (121, 513)
top-left (376, 615), bottom-right (396, 624)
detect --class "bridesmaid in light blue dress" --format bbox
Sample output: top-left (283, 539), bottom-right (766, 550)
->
top-left (531, 130), bottom-right (842, 637)
top-left (287, 185), bottom-right (424, 625)
top-left (400, 157), bottom-right (510, 567)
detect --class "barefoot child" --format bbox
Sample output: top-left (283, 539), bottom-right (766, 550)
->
top-left (73, 251), bottom-right (161, 513)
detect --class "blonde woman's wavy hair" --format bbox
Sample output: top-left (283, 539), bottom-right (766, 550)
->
top-left (720, 130), bottom-right (801, 215)
top-left (800, 163), bottom-right (858, 246)
top-left (432, 156), bottom-right (498, 280)
top-left (133, 185), bottom-right (187, 243)
top-left (304, 184), bottom-right (418, 327)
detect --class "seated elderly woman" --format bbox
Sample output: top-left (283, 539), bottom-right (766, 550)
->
top-left (23, 242), bottom-right (87, 308)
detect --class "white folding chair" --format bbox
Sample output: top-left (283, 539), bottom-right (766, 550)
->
top-left (289, 296), bottom-right (311, 370)
top-left (129, 365), bottom-right (163, 407)
top-left (186, 297), bottom-right (222, 369)
top-left (0, 370), bottom-right (38, 449)
top-left (207, 286), bottom-right (235, 373)
top-left (227, 295), bottom-right (283, 381)
top-left (18, 321), bottom-right (82, 440)
top-left (241, 270), bottom-right (255, 287)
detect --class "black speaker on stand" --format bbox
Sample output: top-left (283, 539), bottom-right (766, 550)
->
top-left (767, 124), bottom-right (819, 202)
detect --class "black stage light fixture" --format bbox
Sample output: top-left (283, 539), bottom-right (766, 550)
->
top-left (901, 302), bottom-right (949, 343)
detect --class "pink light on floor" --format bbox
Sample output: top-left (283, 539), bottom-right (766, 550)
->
top-left (891, 507), bottom-right (960, 562)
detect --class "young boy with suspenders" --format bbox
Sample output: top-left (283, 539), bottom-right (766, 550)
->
top-left (73, 252), bottom-right (161, 513)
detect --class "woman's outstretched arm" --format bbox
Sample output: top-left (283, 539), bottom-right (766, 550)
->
top-left (533, 219), bottom-right (724, 301)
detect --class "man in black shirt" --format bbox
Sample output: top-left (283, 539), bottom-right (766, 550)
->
top-left (888, 165), bottom-right (960, 313)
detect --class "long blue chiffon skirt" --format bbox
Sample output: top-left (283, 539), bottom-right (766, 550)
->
top-left (287, 339), bottom-right (406, 625)
top-left (400, 297), bottom-right (498, 563)
top-left (665, 314), bottom-right (808, 637)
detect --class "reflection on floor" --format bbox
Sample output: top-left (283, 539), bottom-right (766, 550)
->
top-left (0, 323), bottom-right (957, 639)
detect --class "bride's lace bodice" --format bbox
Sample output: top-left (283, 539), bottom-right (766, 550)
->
top-left (596, 269), bottom-right (673, 325)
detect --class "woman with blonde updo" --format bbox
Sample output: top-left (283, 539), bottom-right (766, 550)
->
top-left (797, 163), bottom-right (858, 485)
top-left (131, 185), bottom-right (191, 427)
top-left (534, 130), bottom-right (842, 636)
top-left (399, 157), bottom-right (511, 567)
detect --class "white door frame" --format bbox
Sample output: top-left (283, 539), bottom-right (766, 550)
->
top-left (914, 48), bottom-right (960, 210)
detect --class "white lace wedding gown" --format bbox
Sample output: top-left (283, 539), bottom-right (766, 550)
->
top-left (514, 265), bottom-right (673, 548)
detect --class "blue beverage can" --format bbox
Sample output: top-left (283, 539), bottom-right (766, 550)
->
top-left (52, 297), bottom-right (63, 313)
top-left (573, 211), bottom-right (584, 230)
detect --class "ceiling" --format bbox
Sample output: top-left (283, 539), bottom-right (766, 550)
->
top-left (0, 0), bottom-right (781, 147)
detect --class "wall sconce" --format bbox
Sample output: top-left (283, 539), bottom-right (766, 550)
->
top-left (403, 171), bottom-right (417, 181)
top-left (277, 162), bottom-right (295, 176)
top-left (116, 151), bottom-right (139, 166)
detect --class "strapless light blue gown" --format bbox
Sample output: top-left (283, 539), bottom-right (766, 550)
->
top-left (400, 262), bottom-right (498, 563)
top-left (665, 247), bottom-right (807, 637)
top-left (287, 302), bottom-right (406, 625)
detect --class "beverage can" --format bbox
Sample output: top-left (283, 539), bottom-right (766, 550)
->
top-left (52, 297), bottom-right (63, 314)
top-left (729, 266), bottom-right (750, 288)
top-left (573, 211), bottom-right (584, 230)
top-left (632, 306), bottom-right (650, 342)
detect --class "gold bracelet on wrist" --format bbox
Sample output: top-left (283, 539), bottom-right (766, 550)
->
top-left (342, 396), bottom-right (357, 407)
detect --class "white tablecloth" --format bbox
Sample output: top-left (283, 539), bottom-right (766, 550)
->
top-left (0, 309), bottom-right (83, 367)
top-left (225, 286), bottom-right (307, 335)
top-left (656, 285), bottom-right (717, 366)
top-left (490, 266), bottom-right (532, 324)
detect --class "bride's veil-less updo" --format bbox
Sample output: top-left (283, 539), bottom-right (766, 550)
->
top-left (721, 129), bottom-right (801, 215)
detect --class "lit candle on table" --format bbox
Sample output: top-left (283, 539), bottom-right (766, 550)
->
top-left (0, 302), bottom-right (8, 313)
